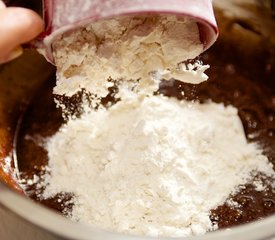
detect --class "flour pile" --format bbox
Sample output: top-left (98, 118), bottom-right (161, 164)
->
top-left (43, 96), bottom-right (274, 237)
top-left (39, 14), bottom-right (275, 238)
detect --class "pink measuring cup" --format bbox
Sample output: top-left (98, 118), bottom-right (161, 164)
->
top-left (34, 0), bottom-right (218, 64)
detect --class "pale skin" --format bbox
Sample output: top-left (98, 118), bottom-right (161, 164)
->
top-left (0, 0), bottom-right (43, 64)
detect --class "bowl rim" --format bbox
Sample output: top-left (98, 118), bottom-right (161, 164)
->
top-left (0, 181), bottom-right (274, 240)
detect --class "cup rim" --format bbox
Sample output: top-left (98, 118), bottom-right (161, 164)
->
top-left (33, 0), bottom-right (218, 64)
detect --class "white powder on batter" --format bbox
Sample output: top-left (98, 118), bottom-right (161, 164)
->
top-left (53, 15), bottom-right (208, 98)
top-left (39, 13), bottom-right (275, 238)
top-left (43, 96), bottom-right (274, 237)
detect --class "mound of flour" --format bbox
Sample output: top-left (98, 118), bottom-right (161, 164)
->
top-left (39, 13), bottom-right (274, 238)
top-left (42, 96), bottom-right (274, 237)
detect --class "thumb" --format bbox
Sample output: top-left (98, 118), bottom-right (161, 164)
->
top-left (0, 7), bottom-right (44, 63)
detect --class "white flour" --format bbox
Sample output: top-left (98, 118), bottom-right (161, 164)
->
top-left (43, 96), bottom-right (274, 237)
top-left (53, 15), bottom-right (208, 98)
top-left (38, 13), bottom-right (275, 238)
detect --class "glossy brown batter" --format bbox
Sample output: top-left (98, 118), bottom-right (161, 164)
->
top-left (15, 39), bottom-right (274, 231)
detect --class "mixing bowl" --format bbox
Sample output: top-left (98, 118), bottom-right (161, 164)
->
top-left (0, 1), bottom-right (274, 239)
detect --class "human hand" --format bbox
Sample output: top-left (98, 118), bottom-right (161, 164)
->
top-left (0, 0), bottom-right (43, 64)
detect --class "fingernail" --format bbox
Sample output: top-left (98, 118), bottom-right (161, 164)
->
top-left (0, 1), bottom-right (6, 9)
top-left (4, 46), bottom-right (23, 62)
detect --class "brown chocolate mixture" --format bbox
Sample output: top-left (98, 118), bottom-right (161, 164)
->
top-left (15, 40), bottom-right (274, 230)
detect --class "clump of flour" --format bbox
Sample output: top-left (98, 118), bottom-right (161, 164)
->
top-left (38, 14), bottom-right (275, 238)
top-left (53, 15), bottom-right (209, 98)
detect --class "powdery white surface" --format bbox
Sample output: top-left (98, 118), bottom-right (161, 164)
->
top-left (43, 96), bottom-right (274, 237)
top-left (53, 15), bottom-right (208, 97)
top-left (41, 10), bottom-right (274, 238)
